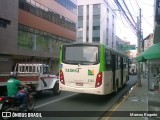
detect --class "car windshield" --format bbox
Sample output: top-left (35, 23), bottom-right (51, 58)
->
top-left (62, 45), bottom-right (99, 65)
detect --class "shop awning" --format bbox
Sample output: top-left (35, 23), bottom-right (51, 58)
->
top-left (136, 52), bottom-right (147, 62)
top-left (136, 42), bottom-right (160, 62)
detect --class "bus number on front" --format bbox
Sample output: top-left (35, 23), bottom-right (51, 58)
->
top-left (88, 79), bottom-right (94, 82)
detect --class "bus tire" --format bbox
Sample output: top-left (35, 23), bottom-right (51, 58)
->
top-left (123, 83), bottom-right (126, 87)
top-left (36, 90), bottom-right (42, 95)
top-left (53, 83), bottom-right (61, 95)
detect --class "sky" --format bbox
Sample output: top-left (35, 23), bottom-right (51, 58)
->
top-left (74, 0), bottom-right (154, 46)
top-left (116, 0), bottom-right (154, 45)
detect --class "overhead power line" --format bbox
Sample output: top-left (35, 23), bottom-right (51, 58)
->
top-left (119, 11), bottom-right (129, 28)
top-left (105, 0), bottom-right (129, 28)
top-left (114, 0), bottom-right (137, 33)
top-left (122, 0), bottom-right (136, 26)
top-left (128, 0), bottom-right (137, 16)
top-left (143, 15), bottom-right (154, 18)
top-left (141, 1), bottom-right (154, 7)
top-left (134, 0), bottom-right (140, 9)
top-left (142, 17), bottom-right (153, 28)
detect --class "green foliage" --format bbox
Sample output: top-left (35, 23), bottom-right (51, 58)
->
top-left (18, 31), bottom-right (33, 50)
top-left (18, 30), bottom-right (50, 52)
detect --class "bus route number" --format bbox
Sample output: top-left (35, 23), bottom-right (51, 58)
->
top-left (88, 79), bottom-right (94, 82)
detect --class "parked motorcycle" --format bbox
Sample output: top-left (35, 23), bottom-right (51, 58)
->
top-left (0, 87), bottom-right (35, 120)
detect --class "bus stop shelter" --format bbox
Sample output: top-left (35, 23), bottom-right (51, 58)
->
top-left (136, 42), bottom-right (160, 91)
top-left (136, 42), bottom-right (160, 114)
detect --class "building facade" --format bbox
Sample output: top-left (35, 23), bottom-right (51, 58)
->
top-left (154, 0), bottom-right (160, 44)
top-left (77, 0), bottom-right (116, 48)
top-left (0, 0), bottom-right (77, 73)
top-left (143, 33), bottom-right (154, 51)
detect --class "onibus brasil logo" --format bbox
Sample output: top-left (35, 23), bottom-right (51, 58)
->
top-left (2, 112), bottom-right (42, 118)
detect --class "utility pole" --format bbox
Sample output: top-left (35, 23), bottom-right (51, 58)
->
top-left (137, 8), bottom-right (142, 86)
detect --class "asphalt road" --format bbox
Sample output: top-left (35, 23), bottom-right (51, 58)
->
top-left (16, 75), bottom-right (137, 120)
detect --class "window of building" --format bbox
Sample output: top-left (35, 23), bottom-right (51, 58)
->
top-left (18, 24), bottom-right (71, 52)
top-left (93, 4), bottom-right (100, 43)
top-left (112, 33), bottom-right (114, 48)
top-left (77, 6), bottom-right (83, 41)
top-left (105, 51), bottom-right (111, 70)
top-left (55, 0), bottom-right (77, 14)
top-left (93, 37), bottom-right (100, 42)
top-left (78, 6), bottom-right (83, 28)
top-left (106, 28), bottom-right (109, 45)
top-left (19, 0), bottom-right (76, 32)
top-left (78, 5), bottom-right (83, 16)
top-left (86, 5), bottom-right (89, 42)
top-left (0, 18), bottom-right (11, 28)
top-left (116, 41), bottom-right (119, 51)
top-left (93, 26), bottom-right (100, 30)
top-left (93, 4), bottom-right (100, 15)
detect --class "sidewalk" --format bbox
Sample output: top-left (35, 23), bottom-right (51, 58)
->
top-left (100, 78), bottom-right (160, 120)
top-left (148, 89), bottom-right (160, 120)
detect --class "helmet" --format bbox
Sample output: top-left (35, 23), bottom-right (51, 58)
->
top-left (10, 72), bottom-right (17, 78)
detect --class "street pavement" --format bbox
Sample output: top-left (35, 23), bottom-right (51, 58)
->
top-left (101, 75), bottom-right (160, 120)
top-left (15, 75), bottom-right (160, 120)
top-left (15, 76), bottom-right (137, 120)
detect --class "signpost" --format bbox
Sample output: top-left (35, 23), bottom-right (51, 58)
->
top-left (122, 45), bottom-right (136, 51)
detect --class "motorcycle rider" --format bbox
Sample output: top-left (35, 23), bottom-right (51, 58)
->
top-left (7, 72), bottom-right (30, 110)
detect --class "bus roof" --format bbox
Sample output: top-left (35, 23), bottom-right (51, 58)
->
top-left (62, 42), bottom-right (100, 46)
top-left (62, 42), bottom-right (129, 58)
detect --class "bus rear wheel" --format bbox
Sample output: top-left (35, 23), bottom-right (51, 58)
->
top-left (114, 81), bottom-right (119, 94)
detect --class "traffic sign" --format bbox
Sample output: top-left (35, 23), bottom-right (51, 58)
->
top-left (122, 45), bottom-right (136, 50)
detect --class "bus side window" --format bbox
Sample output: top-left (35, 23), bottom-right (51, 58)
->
top-left (116, 55), bottom-right (119, 70)
top-left (126, 58), bottom-right (128, 69)
top-left (117, 55), bottom-right (120, 70)
top-left (111, 53), bottom-right (116, 70)
top-left (105, 51), bottom-right (111, 70)
top-left (123, 57), bottom-right (126, 68)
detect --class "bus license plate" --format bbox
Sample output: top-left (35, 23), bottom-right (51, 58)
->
top-left (76, 83), bottom-right (83, 86)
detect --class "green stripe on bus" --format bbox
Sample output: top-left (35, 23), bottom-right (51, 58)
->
top-left (60, 45), bottom-right (62, 64)
top-left (99, 44), bottom-right (106, 72)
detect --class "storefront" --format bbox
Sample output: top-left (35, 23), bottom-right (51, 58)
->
top-left (136, 42), bottom-right (160, 114)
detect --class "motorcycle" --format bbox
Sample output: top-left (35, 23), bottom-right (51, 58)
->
top-left (0, 87), bottom-right (35, 120)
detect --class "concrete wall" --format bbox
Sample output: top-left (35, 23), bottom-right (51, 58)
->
top-left (0, 0), bottom-right (18, 55)
top-left (18, 10), bottom-right (76, 41)
top-left (0, 0), bottom-right (77, 72)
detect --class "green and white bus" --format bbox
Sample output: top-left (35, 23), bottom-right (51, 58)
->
top-left (59, 43), bottom-right (129, 95)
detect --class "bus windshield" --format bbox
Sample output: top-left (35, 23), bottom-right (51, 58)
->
top-left (62, 45), bottom-right (99, 65)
